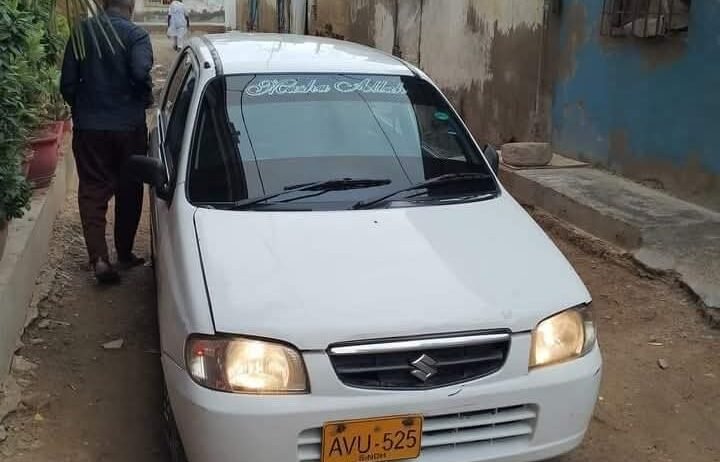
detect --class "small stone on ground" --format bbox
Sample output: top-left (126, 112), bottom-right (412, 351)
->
top-left (102, 339), bottom-right (124, 350)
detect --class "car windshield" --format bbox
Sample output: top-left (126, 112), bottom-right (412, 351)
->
top-left (187, 73), bottom-right (498, 210)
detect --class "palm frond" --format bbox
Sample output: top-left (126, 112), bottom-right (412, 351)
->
top-left (65, 0), bottom-right (81, 59)
top-left (85, 16), bottom-right (103, 58)
top-left (64, 0), bottom-right (123, 60)
top-left (89, 0), bottom-right (125, 50)
top-left (82, 0), bottom-right (120, 54)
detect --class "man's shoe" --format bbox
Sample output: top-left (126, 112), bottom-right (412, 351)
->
top-left (117, 253), bottom-right (146, 271)
top-left (94, 259), bottom-right (120, 284)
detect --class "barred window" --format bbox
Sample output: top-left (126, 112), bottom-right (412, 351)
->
top-left (600, 0), bottom-right (691, 37)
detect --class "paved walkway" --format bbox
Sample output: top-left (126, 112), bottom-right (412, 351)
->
top-left (502, 164), bottom-right (720, 324)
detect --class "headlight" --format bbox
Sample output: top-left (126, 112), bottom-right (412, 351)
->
top-left (186, 336), bottom-right (309, 394)
top-left (529, 307), bottom-right (596, 369)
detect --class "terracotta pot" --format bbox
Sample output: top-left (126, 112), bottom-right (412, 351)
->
top-left (0, 220), bottom-right (8, 263)
top-left (28, 131), bottom-right (60, 189)
top-left (21, 148), bottom-right (35, 179)
top-left (63, 117), bottom-right (72, 133)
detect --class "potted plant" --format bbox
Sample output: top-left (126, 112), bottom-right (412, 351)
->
top-left (25, 10), bottom-right (62, 189)
top-left (26, 62), bottom-right (61, 188)
top-left (0, 0), bottom-right (57, 190)
top-left (27, 130), bottom-right (59, 188)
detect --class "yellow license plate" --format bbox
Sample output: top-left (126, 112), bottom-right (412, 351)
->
top-left (321, 415), bottom-right (423, 462)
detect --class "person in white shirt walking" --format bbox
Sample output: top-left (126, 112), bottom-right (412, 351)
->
top-left (167, 0), bottom-right (189, 51)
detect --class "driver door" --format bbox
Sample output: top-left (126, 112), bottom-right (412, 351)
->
top-left (149, 51), bottom-right (197, 323)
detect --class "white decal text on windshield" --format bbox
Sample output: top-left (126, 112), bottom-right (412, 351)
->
top-left (245, 78), bottom-right (407, 97)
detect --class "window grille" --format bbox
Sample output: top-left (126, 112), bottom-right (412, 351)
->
top-left (600, 0), bottom-right (691, 37)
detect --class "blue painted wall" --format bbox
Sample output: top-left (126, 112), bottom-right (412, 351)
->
top-left (551, 0), bottom-right (720, 204)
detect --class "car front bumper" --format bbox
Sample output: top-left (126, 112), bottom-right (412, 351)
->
top-left (163, 333), bottom-right (601, 462)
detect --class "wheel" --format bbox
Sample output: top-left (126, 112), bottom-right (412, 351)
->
top-left (162, 381), bottom-right (189, 462)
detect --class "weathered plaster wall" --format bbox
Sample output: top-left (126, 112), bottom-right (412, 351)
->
top-left (312, 0), bottom-right (549, 145)
top-left (258, 0), bottom-right (277, 31)
top-left (396, 0), bottom-right (421, 64)
top-left (311, 0), bottom-right (391, 47)
top-left (235, 0), bottom-right (249, 30)
top-left (236, 0), bottom-right (305, 33)
top-left (552, 0), bottom-right (720, 210)
top-left (419, 1), bottom-right (546, 144)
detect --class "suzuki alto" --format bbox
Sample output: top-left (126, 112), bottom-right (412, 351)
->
top-left (128, 33), bottom-right (602, 462)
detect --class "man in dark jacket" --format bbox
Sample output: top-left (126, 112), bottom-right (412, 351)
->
top-left (61, 0), bottom-right (153, 283)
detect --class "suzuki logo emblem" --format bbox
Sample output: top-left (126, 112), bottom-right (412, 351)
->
top-left (410, 354), bottom-right (438, 382)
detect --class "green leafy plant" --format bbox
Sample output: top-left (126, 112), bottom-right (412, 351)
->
top-left (0, 0), bottom-right (59, 221)
top-left (40, 63), bottom-right (70, 121)
top-left (0, 52), bottom-right (32, 222)
top-left (0, 0), bottom-right (122, 222)
top-left (0, 148), bottom-right (31, 223)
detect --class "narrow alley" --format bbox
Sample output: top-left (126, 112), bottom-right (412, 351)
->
top-left (0, 32), bottom-right (718, 462)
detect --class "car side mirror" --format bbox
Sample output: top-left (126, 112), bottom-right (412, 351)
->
top-left (483, 144), bottom-right (500, 174)
top-left (126, 156), bottom-right (171, 201)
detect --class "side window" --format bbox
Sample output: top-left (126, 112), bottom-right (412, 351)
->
top-left (163, 68), bottom-right (197, 174)
top-left (188, 82), bottom-right (246, 203)
top-left (162, 53), bottom-right (192, 126)
top-left (415, 105), bottom-right (466, 159)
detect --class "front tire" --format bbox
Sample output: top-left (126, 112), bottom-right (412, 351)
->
top-left (162, 382), bottom-right (189, 462)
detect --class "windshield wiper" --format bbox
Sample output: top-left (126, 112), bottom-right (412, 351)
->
top-left (352, 172), bottom-right (493, 210)
top-left (228, 178), bottom-right (391, 210)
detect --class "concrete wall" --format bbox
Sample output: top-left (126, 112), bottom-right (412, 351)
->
top-left (0, 150), bottom-right (75, 380)
top-left (235, 0), bottom-right (305, 32)
top-left (225, 0), bottom-right (236, 29)
top-left (551, 0), bottom-right (720, 210)
top-left (419, 1), bottom-right (548, 144)
top-left (259, 0), bottom-right (278, 32)
top-left (235, 0), bottom-right (276, 31)
top-left (235, 0), bottom-right (249, 30)
top-left (310, 0), bottom-right (551, 145)
top-left (230, 0), bottom-right (719, 210)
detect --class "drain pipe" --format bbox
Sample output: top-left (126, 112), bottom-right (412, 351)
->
top-left (392, 0), bottom-right (401, 57)
top-left (416, 0), bottom-right (423, 65)
top-left (304, 0), bottom-right (309, 34)
top-left (534, 0), bottom-right (551, 138)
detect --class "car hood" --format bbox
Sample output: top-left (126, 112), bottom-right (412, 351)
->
top-left (194, 196), bottom-right (590, 350)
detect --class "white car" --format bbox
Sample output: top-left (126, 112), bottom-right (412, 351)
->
top-left (129, 33), bottom-right (601, 462)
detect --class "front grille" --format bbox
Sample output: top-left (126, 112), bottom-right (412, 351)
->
top-left (328, 332), bottom-right (510, 389)
top-left (297, 405), bottom-right (537, 462)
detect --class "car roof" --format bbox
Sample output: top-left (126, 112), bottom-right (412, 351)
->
top-left (198, 32), bottom-right (415, 76)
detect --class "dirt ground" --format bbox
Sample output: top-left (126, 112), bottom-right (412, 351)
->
top-left (1, 192), bottom-right (718, 462)
top-left (1, 35), bottom-right (718, 462)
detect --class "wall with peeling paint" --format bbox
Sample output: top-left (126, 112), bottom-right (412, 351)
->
top-left (236, 0), bottom-right (273, 31)
top-left (552, 0), bottom-right (720, 210)
top-left (235, 0), bottom-right (305, 32)
top-left (310, 0), bottom-right (551, 145)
